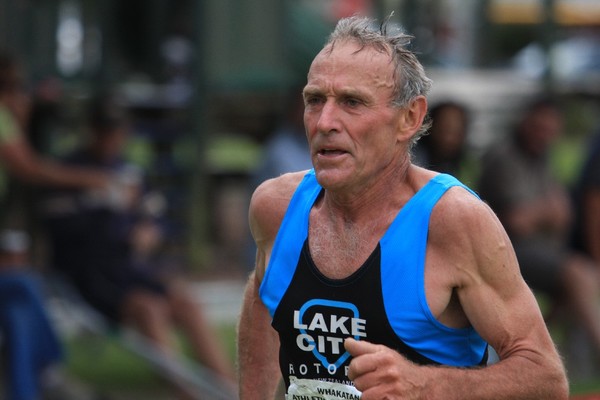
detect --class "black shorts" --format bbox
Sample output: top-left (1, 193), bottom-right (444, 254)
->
top-left (73, 267), bottom-right (167, 323)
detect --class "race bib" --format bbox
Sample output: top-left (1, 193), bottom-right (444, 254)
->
top-left (286, 376), bottom-right (362, 400)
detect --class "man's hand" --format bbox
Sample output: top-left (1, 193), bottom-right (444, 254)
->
top-left (345, 337), bottom-right (426, 399)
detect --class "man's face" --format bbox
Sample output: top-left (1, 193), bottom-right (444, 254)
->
top-left (430, 106), bottom-right (467, 159)
top-left (303, 40), bottom-right (406, 192)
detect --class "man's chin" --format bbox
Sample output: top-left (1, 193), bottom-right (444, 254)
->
top-left (314, 168), bottom-right (353, 190)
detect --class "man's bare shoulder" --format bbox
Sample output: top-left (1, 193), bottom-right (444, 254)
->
top-left (429, 184), bottom-right (518, 282)
top-left (250, 171), bottom-right (307, 214)
top-left (430, 186), bottom-right (501, 247)
top-left (249, 171), bottom-right (308, 243)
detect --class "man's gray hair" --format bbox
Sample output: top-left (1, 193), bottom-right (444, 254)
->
top-left (325, 15), bottom-right (433, 142)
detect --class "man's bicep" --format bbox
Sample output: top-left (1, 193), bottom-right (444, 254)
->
top-left (461, 270), bottom-right (544, 357)
top-left (458, 208), bottom-right (551, 359)
top-left (248, 184), bottom-right (274, 280)
top-left (249, 198), bottom-right (272, 281)
top-left (248, 174), bottom-right (299, 280)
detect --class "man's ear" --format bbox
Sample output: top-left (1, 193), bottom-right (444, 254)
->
top-left (397, 96), bottom-right (428, 141)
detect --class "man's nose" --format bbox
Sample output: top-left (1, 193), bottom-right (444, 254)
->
top-left (316, 100), bottom-right (341, 134)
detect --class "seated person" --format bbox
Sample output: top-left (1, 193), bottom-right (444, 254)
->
top-left (412, 100), bottom-right (478, 185)
top-left (0, 51), bottom-right (107, 189)
top-left (478, 98), bottom-right (600, 356)
top-left (572, 130), bottom-right (600, 265)
top-left (40, 95), bottom-right (235, 388)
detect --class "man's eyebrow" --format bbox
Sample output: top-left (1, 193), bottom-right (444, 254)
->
top-left (303, 86), bottom-right (367, 99)
top-left (339, 88), bottom-right (367, 99)
top-left (302, 87), bottom-right (322, 97)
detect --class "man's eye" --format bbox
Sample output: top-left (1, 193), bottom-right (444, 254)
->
top-left (304, 96), bottom-right (323, 106)
top-left (343, 98), bottom-right (361, 107)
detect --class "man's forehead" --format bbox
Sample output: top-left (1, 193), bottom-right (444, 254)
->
top-left (317, 40), bottom-right (391, 61)
top-left (306, 42), bottom-right (395, 92)
top-left (312, 41), bottom-right (392, 72)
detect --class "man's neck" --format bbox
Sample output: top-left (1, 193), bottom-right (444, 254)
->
top-left (317, 160), bottom-right (414, 229)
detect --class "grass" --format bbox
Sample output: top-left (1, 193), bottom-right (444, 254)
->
top-left (572, 381), bottom-right (600, 397)
top-left (537, 293), bottom-right (600, 396)
top-left (64, 322), bottom-right (238, 396)
top-left (65, 334), bottom-right (169, 393)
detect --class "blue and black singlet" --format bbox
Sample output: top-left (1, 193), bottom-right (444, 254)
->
top-left (259, 170), bottom-right (488, 392)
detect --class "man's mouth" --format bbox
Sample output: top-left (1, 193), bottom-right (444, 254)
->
top-left (318, 149), bottom-right (347, 156)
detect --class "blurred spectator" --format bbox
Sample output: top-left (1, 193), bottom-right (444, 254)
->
top-left (572, 129), bottom-right (600, 265)
top-left (0, 51), bottom-right (114, 400)
top-left (40, 94), bottom-right (235, 389)
top-left (477, 97), bottom-right (600, 355)
top-left (250, 85), bottom-right (312, 189)
top-left (28, 76), bottom-right (65, 155)
top-left (0, 51), bottom-right (108, 192)
top-left (412, 100), bottom-right (478, 185)
top-left (1, 53), bottom-right (114, 265)
top-left (245, 86), bottom-right (312, 271)
top-left (0, 229), bottom-right (63, 400)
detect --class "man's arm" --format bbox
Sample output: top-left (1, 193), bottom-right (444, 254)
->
top-left (345, 189), bottom-right (568, 399)
top-left (0, 135), bottom-right (108, 188)
top-left (452, 197), bottom-right (567, 398)
top-left (238, 271), bottom-right (282, 399)
top-left (238, 173), bottom-right (305, 399)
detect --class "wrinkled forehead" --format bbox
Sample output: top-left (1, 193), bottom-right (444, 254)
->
top-left (308, 40), bottom-right (395, 87)
top-left (316, 39), bottom-right (392, 65)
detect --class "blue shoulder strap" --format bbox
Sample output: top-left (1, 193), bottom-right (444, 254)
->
top-left (259, 170), bottom-right (321, 317)
top-left (381, 173), bottom-right (487, 366)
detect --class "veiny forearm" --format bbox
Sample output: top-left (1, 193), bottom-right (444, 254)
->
top-left (424, 352), bottom-right (568, 400)
top-left (238, 273), bottom-right (282, 400)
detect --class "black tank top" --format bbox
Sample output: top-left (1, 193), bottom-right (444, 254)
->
top-left (273, 240), bottom-right (437, 387)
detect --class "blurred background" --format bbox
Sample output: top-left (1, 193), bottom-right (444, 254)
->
top-left (1, 0), bottom-right (599, 272)
top-left (1, 0), bottom-right (600, 398)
